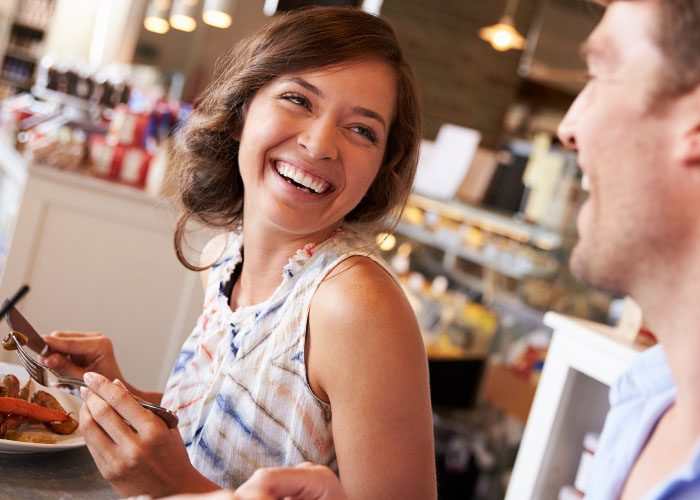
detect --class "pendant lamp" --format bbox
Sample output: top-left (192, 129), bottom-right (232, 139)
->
top-left (479, 0), bottom-right (526, 52)
top-left (144, 0), bottom-right (171, 34)
top-left (203, 0), bottom-right (236, 28)
top-left (170, 0), bottom-right (199, 32)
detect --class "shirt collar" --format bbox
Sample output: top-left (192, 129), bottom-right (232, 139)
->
top-left (610, 344), bottom-right (677, 406)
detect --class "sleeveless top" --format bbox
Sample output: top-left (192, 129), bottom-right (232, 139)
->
top-left (161, 226), bottom-right (393, 488)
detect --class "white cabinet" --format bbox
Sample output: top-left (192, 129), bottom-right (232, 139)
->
top-left (0, 140), bottom-right (208, 391)
top-left (506, 313), bottom-right (643, 500)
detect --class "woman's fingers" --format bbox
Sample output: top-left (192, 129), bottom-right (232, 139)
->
top-left (81, 373), bottom-right (148, 444)
top-left (49, 331), bottom-right (102, 338)
top-left (40, 333), bottom-right (123, 381)
top-left (79, 401), bottom-right (117, 465)
top-left (43, 334), bottom-right (109, 355)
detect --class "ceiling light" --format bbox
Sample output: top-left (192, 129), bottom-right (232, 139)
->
top-left (479, 0), bottom-right (526, 52)
top-left (170, 0), bottom-right (199, 32)
top-left (144, 0), bottom-right (171, 34)
top-left (203, 0), bottom-right (235, 28)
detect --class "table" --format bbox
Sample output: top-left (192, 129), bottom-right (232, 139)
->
top-left (0, 446), bottom-right (118, 499)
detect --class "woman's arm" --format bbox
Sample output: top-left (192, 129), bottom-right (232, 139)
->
top-left (308, 256), bottom-right (437, 500)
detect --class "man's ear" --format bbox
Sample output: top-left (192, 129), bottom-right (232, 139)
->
top-left (676, 86), bottom-right (700, 167)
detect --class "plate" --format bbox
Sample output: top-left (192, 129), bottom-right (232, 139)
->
top-left (0, 363), bottom-right (85, 454)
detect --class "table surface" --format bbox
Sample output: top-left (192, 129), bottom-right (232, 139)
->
top-left (0, 446), bottom-right (118, 499)
top-left (0, 361), bottom-right (117, 499)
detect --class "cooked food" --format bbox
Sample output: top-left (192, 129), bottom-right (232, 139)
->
top-left (32, 391), bottom-right (79, 435)
top-left (18, 379), bottom-right (30, 401)
top-left (1, 331), bottom-right (28, 351)
top-left (2, 430), bottom-right (56, 444)
top-left (0, 413), bottom-right (28, 438)
top-left (0, 374), bottom-right (20, 398)
top-left (0, 397), bottom-right (68, 422)
top-left (0, 374), bottom-right (78, 443)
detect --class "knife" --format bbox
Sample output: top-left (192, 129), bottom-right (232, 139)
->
top-left (2, 299), bottom-right (52, 357)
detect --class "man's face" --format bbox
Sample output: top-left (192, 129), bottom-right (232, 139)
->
top-left (557, 1), bottom-right (690, 294)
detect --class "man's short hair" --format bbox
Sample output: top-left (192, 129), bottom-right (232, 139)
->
top-left (655, 0), bottom-right (700, 95)
top-left (597, 0), bottom-right (700, 96)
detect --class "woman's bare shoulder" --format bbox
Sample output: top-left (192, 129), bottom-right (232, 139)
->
top-left (310, 254), bottom-right (422, 356)
top-left (316, 255), bottom-right (408, 317)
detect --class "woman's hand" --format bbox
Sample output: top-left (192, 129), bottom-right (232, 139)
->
top-left (163, 463), bottom-right (347, 500)
top-left (80, 372), bottom-right (219, 498)
top-left (233, 464), bottom-right (348, 500)
top-left (40, 331), bottom-right (124, 382)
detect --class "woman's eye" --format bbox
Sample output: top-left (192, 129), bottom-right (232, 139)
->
top-left (280, 93), bottom-right (311, 110)
top-left (351, 125), bottom-right (379, 145)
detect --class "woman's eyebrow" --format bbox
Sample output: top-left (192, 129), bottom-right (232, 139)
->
top-left (281, 76), bottom-right (387, 131)
top-left (283, 76), bottom-right (321, 96)
top-left (352, 107), bottom-right (387, 132)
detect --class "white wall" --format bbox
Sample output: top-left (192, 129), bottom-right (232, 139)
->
top-left (44, 0), bottom-right (100, 63)
top-left (44, 0), bottom-right (144, 69)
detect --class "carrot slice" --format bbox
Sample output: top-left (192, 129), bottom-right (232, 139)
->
top-left (0, 397), bottom-right (68, 422)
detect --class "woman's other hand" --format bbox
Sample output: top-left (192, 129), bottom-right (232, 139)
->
top-left (41, 331), bottom-right (123, 382)
top-left (163, 463), bottom-right (347, 500)
top-left (80, 372), bottom-right (219, 498)
top-left (233, 463), bottom-right (347, 500)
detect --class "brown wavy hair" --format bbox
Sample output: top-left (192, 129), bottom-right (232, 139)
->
top-left (172, 6), bottom-right (421, 270)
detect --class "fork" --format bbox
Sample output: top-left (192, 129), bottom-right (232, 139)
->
top-left (7, 331), bottom-right (179, 429)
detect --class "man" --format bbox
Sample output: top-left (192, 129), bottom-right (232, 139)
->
top-left (556, 0), bottom-right (700, 498)
top-left (172, 0), bottom-right (700, 498)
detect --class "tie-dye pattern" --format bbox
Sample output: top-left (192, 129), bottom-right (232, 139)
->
top-left (162, 227), bottom-right (391, 488)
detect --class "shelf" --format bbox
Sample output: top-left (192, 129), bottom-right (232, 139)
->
top-left (407, 193), bottom-right (562, 251)
top-left (0, 74), bottom-right (32, 91)
top-left (5, 48), bottom-right (38, 63)
top-left (396, 220), bottom-right (557, 281)
top-left (11, 22), bottom-right (45, 39)
top-left (31, 85), bottom-right (105, 114)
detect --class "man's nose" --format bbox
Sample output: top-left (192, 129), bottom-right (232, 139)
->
top-left (297, 118), bottom-right (338, 161)
top-left (557, 90), bottom-right (587, 151)
top-left (557, 111), bottom-right (577, 151)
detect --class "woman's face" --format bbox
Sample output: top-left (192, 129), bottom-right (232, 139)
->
top-left (236, 59), bottom-right (396, 239)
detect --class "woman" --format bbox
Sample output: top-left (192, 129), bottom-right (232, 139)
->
top-left (42, 7), bottom-right (435, 499)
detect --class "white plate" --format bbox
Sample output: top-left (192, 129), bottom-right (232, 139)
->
top-left (0, 364), bottom-right (85, 454)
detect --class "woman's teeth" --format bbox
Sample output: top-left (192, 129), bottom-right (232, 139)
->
top-left (275, 161), bottom-right (330, 194)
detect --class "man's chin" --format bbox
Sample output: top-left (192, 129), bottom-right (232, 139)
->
top-left (569, 244), bottom-right (626, 296)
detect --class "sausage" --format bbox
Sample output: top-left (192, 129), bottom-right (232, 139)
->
top-left (0, 413), bottom-right (27, 439)
top-left (1, 331), bottom-right (28, 351)
top-left (31, 391), bottom-right (79, 435)
top-left (0, 375), bottom-right (20, 399)
top-left (18, 379), bottom-right (30, 401)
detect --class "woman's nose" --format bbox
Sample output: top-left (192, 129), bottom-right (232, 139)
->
top-left (297, 118), bottom-right (338, 161)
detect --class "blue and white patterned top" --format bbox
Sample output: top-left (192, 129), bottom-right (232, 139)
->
top-left (162, 226), bottom-right (391, 488)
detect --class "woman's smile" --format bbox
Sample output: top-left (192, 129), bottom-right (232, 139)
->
top-left (273, 159), bottom-right (333, 195)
